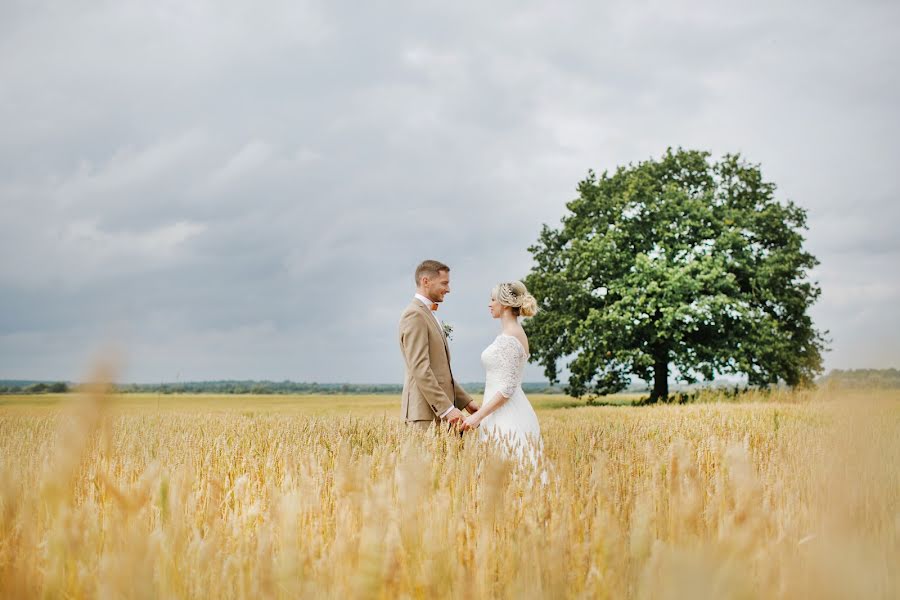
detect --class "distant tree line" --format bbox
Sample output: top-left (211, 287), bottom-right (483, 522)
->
top-left (118, 381), bottom-right (407, 395)
top-left (1, 380), bottom-right (564, 395)
top-left (0, 381), bottom-right (69, 394)
top-left (115, 381), bottom-right (565, 395)
top-left (4, 373), bottom-right (897, 395)
top-left (819, 369), bottom-right (900, 389)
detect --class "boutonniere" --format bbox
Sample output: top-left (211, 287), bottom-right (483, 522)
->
top-left (441, 321), bottom-right (454, 341)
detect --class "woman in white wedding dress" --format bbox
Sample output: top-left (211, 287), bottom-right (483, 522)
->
top-left (463, 281), bottom-right (542, 461)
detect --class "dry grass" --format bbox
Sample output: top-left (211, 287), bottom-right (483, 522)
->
top-left (1, 386), bottom-right (897, 598)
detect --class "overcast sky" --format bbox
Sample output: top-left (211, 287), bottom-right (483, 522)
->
top-left (1, 0), bottom-right (898, 384)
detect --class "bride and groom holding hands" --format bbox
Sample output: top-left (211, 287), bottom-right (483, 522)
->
top-left (398, 260), bottom-right (542, 452)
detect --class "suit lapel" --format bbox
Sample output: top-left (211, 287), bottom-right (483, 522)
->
top-left (413, 300), bottom-right (451, 357)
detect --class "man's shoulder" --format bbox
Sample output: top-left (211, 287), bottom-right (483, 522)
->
top-left (400, 301), bottom-right (426, 323)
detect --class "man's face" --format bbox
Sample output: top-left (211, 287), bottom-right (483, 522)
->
top-left (423, 270), bottom-right (451, 303)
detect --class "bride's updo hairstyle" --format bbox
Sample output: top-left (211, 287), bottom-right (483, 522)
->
top-left (493, 281), bottom-right (538, 317)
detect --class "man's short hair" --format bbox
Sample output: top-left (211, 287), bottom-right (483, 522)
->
top-left (415, 260), bottom-right (450, 285)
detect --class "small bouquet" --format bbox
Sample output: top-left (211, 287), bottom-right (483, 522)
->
top-left (441, 321), bottom-right (453, 341)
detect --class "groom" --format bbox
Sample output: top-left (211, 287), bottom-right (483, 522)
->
top-left (399, 259), bottom-right (479, 431)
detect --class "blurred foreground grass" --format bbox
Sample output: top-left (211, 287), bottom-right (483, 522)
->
top-left (1, 388), bottom-right (898, 598)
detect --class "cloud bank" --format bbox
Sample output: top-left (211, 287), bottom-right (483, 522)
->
top-left (1, 0), bottom-right (898, 383)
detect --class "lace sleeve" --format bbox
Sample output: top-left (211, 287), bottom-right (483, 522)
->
top-left (496, 336), bottom-right (526, 399)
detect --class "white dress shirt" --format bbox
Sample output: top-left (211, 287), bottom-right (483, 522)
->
top-left (414, 293), bottom-right (442, 326)
top-left (413, 293), bottom-right (456, 418)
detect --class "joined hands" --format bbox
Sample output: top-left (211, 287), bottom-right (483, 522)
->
top-left (461, 413), bottom-right (481, 431)
top-left (445, 402), bottom-right (482, 432)
top-left (462, 401), bottom-right (482, 431)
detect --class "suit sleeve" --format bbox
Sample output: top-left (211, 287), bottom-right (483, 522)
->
top-left (453, 379), bottom-right (473, 409)
top-left (400, 312), bottom-right (454, 417)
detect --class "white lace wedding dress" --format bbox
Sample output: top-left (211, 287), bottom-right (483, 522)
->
top-left (479, 334), bottom-right (543, 461)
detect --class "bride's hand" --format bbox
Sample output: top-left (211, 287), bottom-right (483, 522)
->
top-left (463, 414), bottom-right (480, 430)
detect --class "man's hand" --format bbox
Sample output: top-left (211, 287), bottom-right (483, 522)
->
top-left (465, 401), bottom-right (480, 414)
top-left (444, 407), bottom-right (465, 428)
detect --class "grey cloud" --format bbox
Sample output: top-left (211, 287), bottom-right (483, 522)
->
top-left (2, 0), bottom-right (899, 383)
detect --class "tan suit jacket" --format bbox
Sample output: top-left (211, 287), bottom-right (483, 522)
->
top-left (399, 299), bottom-right (473, 423)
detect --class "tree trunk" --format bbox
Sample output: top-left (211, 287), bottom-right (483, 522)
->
top-left (650, 353), bottom-right (669, 403)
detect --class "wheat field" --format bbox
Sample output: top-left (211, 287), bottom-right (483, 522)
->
top-left (1, 385), bottom-right (897, 599)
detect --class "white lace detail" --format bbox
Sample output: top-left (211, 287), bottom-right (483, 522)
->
top-left (483, 334), bottom-right (527, 398)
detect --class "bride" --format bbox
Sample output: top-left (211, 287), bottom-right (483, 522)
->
top-left (463, 281), bottom-right (542, 459)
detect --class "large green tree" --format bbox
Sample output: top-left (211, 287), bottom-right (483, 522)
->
top-left (523, 148), bottom-right (827, 402)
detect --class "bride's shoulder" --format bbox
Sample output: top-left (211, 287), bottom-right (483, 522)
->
top-left (499, 328), bottom-right (529, 356)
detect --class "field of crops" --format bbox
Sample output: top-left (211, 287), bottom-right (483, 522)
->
top-left (1, 387), bottom-right (897, 598)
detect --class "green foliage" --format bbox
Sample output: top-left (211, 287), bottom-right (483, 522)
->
top-left (524, 148), bottom-right (827, 401)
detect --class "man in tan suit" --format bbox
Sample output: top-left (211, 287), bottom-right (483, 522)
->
top-left (399, 259), bottom-right (479, 430)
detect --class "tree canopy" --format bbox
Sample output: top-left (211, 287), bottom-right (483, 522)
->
top-left (523, 148), bottom-right (827, 401)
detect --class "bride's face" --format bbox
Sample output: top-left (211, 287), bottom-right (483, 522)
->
top-left (489, 294), bottom-right (504, 319)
